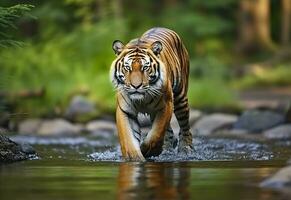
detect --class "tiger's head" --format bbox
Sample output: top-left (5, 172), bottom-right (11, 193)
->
top-left (110, 39), bottom-right (165, 101)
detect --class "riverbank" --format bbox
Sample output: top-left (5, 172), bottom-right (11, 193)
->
top-left (1, 95), bottom-right (291, 196)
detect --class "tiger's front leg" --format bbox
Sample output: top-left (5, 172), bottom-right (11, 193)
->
top-left (140, 101), bottom-right (173, 158)
top-left (116, 104), bottom-right (145, 161)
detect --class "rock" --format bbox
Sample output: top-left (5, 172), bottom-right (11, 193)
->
top-left (86, 120), bottom-right (117, 138)
top-left (19, 118), bottom-right (85, 135)
top-left (0, 134), bottom-right (35, 163)
top-left (0, 112), bottom-right (9, 127)
top-left (18, 118), bottom-right (42, 134)
top-left (192, 113), bottom-right (238, 136)
top-left (65, 95), bottom-right (98, 122)
top-left (260, 165), bottom-right (291, 189)
top-left (233, 110), bottom-right (285, 133)
top-left (38, 119), bottom-right (83, 135)
top-left (263, 124), bottom-right (291, 139)
top-left (19, 143), bottom-right (36, 154)
top-left (168, 110), bottom-right (203, 134)
top-left (0, 127), bottom-right (9, 134)
top-left (226, 129), bottom-right (249, 135)
top-left (189, 109), bottom-right (203, 126)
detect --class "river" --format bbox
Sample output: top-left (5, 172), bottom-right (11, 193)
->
top-left (0, 135), bottom-right (290, 200)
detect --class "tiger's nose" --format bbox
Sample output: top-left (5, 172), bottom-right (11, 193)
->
top-left (131, 83), bottom-right (142, 89)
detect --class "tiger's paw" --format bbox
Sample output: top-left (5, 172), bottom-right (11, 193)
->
top-left (140, 139), bottom-right (164, 158)
top-left (123, 149), bottom-right (146, 161)
top-left (177, 137), bottom-right (194, 156)
top-left (163, 137), bottom-right (178, 153)
top-left (177, 144), bottom-right (193, 156)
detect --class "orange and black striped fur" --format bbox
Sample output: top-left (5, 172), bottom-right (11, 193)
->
top-left (110, 27), bottom-right (192, 161)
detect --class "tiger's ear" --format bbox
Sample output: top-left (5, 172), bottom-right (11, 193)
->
top-left (112, 40), bottom-right (124, 55)
top-left (151, 41), bottom-right (163, 55)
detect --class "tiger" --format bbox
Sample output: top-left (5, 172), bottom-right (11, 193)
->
top-left (110, 27), bottom-right (193, 161)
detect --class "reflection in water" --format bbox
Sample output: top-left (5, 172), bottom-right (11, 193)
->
top-left (117, 163), bottom-right (190, 200)
top-left (1, 137), bottom-right (291, 200)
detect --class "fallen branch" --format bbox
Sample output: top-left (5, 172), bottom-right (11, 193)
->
top-left (0, 87), bottom-right (45, 99)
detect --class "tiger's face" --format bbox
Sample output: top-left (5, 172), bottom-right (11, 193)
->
top-left (110, 40), bottom-right (165, 101)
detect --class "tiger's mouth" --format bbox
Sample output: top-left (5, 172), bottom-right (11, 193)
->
top-left (128, 90), bottom-right (145, 100)
top-left (128, 91), bottom-right (144, 95)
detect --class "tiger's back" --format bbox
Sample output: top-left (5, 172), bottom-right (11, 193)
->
top-left (142, 28), bottom-right (191, 137)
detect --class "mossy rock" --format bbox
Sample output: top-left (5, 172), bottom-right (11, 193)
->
top-left (0, 134), bottom-right (35, 163)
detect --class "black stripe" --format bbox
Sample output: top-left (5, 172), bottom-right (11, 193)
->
top-left (173, 88), bottom-right (183, 97)
top-left (175, 114), bottom-right (188, 120)
top-left (114, 58), bottom-right (125, 84)
top-left (153, 96), bottom-right (162, 108)
top-left (133, 130), bottom-right (141, 142)
top-left (175, 115), bottom-right (187, 121)
top-left (149, 63), bottom-right (160, 84)
top-left (120, 93), bottom-right (131, 107)
top-left (118, 104), bottom-right (136, 120)
top-left (174, 101), bottom-right (188, 109)
top-left (175, 110), bottom-right (187, 116)
top-left (148, 97), bottom-right (154, 105)
top-left (176, 99), bottom-right (188, 107)
top-left (179, 120), bottom-right (189, 127)
top-left (175, 110), bottom-right (189, 117)
top-left (174, 93), bottom-right (187, 104)
top-left (174, 104), bottom-right (187, 112)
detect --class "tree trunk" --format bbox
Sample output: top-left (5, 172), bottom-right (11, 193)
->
top-left (238, 0), bottom-right (274, 52)
top-left (96, 0), bottom-right (107, 20)
top-left (112, 0), bottom-right (122, 20)
top-left (281, 0), bottom-right (291, 45)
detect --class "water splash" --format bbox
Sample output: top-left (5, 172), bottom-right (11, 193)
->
top-left (88, 148), bottom-right (122, 161)
top-left (10, 135), bottom-right (275, 162)
top-left (88, 137), bottom-right (274, 162)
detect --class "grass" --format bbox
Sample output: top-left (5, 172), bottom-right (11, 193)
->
top-left (233, 63), bottom-right (291, 89)
top-left (188, 79), bottom-right (238, 111)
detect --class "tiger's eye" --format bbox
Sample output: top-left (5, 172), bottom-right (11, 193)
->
top-left (124, 65), bottom-right (130, 71)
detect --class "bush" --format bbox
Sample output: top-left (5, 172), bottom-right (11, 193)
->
top-left (0, 4), bottom-right (34, 47)
top-left (0, 21), bottom-right (121, 116)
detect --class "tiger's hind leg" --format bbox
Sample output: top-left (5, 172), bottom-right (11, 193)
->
top-left (163, 125), bottom-right (178, 152)
top-left (174, 96), bottom-right (193, 155)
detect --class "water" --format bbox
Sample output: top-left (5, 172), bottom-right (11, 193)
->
top-left (1, 135), bottom-right (291, 200)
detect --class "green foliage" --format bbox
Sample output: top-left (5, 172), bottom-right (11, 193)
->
top-left (4, 0), bottom-right (287, 116)
top-left (31, 2), bottom-right (72, 39)
top-left (0, 20), bottom-right (122, 116)
top-left (0, 4), bottom-right (34, 115)
top-left (188, 79), bottom-right (236, 109)
top-left (0, 4), bottom-right (33, 47)
top-left (64, 0), bottom-right (96, 23)
top-left (234, 64), bottom-right (291, 88)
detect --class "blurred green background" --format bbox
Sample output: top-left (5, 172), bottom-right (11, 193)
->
top-left (0, 0), bottom-right (290, 118)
